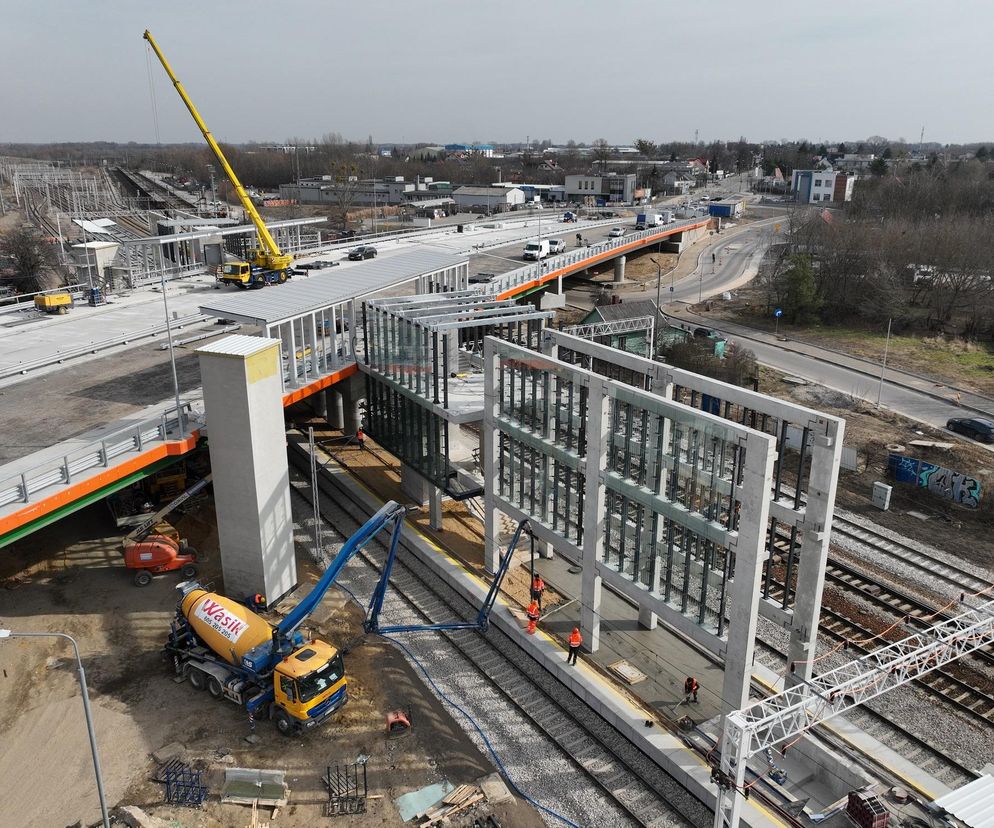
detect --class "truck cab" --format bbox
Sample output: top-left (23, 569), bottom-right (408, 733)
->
top-left (272, 641), bottom-right (348, 733)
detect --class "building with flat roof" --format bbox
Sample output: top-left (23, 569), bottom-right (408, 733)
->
top-left (452, 186), bottom-right (524, 212)
top-left (565, 173), bottom-right (638, 204)
top-left (279, 176), bottom-right (451, 207)
top-left (791, 169), bottom-right (856, 204)
top-left (445, 143), bottom-right (496, 157)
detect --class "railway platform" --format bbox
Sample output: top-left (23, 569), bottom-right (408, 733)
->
top-left (296, 426), bottom-right (962, 828)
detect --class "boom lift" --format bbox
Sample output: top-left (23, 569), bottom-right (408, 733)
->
top-left (143, 30), bottom-right (294, 289)
top-left (122, 473), bottom-right (212, 586)
top-left (165, 501), bottom-right (407, 734)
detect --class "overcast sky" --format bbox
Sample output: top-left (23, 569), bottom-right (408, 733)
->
top-left (2, 0), bottom-right (990, 146)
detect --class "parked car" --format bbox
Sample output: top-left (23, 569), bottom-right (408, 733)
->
top-left (946, 416), bottom-right (994, 443)
top-left (608, 227), bottom-right (625, 238)
top-left (348, 246), bottom-right (378, 261)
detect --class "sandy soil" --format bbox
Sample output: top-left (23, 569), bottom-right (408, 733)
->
top-left (0, 494), bottom-right (543, 827)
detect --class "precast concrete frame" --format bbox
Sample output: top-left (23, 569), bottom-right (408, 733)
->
top-left (536, 329), bottom-right (845, 688)
top-left (483, 336), bottom-right (778, 713)
top-left (361, 291), bottom-right (552, 500)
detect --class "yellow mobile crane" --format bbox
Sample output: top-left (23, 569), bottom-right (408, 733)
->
top-left (143, 30), bottom-right (294, 289)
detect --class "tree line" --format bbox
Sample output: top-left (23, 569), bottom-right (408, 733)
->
top-left (758, 160), bottom-right (994, 339)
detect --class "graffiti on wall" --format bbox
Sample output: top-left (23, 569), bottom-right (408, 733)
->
top-left (887, 454), bottom-right (983, 509)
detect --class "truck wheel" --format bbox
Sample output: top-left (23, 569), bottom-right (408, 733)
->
top-left (274, 710), bottom-right (295, 736)
top-left (133, 570), bottom-right (153, 587)
top-left (278, 270), bottom-right (287, 283)
top-left (207, 676), bottom-right (223, 699)
top-left (180, 564), bottom-right (198, 579)
top-left (188, 668), bottom-right (207, 691)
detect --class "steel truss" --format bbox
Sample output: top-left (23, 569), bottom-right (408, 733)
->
top-left (714, 597), bottom-right (994, 828)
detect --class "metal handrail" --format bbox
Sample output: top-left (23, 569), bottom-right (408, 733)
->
top-left (0, 402), bottom-right (194, 509)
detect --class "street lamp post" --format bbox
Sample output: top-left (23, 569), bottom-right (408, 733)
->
top-left (160, 270), bottom-right (185, 435)
top-left (876, 317), bottom-right (893, 407)
top-left (0, 629), bottom-right (111, 828)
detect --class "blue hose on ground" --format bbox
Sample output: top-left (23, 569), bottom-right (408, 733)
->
top-left (335, 582), bottom-right (581, 828)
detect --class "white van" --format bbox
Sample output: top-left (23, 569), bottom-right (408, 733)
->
top-left (548, 239), bottom-right (566, 255)
top-left (523, 239), bottom-right (551, 261)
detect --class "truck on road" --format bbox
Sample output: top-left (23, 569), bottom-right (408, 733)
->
top-left (164, 501), bottom-right (407, 734)
top-left (523, 239), bottom-right (551, 261)
top-left (635, 213), bottom-right (666, 230)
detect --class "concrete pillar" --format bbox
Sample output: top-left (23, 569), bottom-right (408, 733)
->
top-left (719, 431), bottom-right (776, 716)
top-left (786, 418), bottom-right (844, 687)
top-left (429, 486), bottom-right (443, 531)
top-left (400, 463), bottom-right (430, 506)
top-left (613, 255), bottom-right (626, 283)
top-left (443, 330), bottom-right (460, 380)
top-left (580, 379), bottom-right (610, 652)
top-left (536, 539), bottom-right (554, 559)
top-left (483, 337), bottom-right (501, 574)
top-left (325, 388), bottom-right (344, 430)
top-left (311, 387), bottom-right (327, 420)
top-left (197, 335), bottom-right (296, 605)
top-left (341, 373), bottom-right (364, 435)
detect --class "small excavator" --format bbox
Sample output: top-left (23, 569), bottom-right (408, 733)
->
top-left (122, 474), bottom-right (212, 586)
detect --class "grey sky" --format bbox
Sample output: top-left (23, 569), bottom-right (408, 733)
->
top-left (2, 0), bottom-right (990, 146)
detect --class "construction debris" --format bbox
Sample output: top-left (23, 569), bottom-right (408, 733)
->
top-left (418, 783), bottom-right (486, 826)
top-left (324, 760), bottom-right (368, 816)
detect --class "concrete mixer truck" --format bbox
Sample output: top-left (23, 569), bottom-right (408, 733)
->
top-left (164, 500), bottom-right (407, 735)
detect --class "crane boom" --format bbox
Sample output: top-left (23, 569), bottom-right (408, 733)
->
top-left (142, 30), bottom-right (290, 272)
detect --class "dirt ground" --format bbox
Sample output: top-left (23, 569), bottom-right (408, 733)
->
top-left (0, 495), bottom-right (544, 827)
top-left (758, 366), bottom-right (994, 569)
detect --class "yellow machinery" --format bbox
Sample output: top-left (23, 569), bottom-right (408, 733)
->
top-left (34, 292), bottom-right (73, 314)
top-left (143, 30), bottom-right (294, 289)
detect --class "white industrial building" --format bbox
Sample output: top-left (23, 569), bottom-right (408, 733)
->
top-left (452, 186), bottom-right (525, 212)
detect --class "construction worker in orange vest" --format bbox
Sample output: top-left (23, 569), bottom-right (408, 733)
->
top-left (356, 428), bottom-right (366, 450)
top-left (526, 599), bottom-right (540, 635)
top-left (684, 675), bottom-right (699, 704)
top-left (567, 627), bottom-right (582, 665)
top-left (531, 572), bottom-right (546, 612)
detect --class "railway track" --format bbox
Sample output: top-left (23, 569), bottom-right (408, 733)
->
top-left (768, 531), bottom-right (994, 729)
top-left (831, 515), bottom-right (994, 597)
top-left (289, 456), bottom-right (723, 828)
top-left (751, 638), bottom-right (979, 790)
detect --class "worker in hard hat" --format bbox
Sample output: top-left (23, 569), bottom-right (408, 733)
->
top-left (526, 599), bottom-right (540, 635)
top-left (567, 627), bottom-right (582, 665)
top-left (531, 572), bottom-right (546, 612)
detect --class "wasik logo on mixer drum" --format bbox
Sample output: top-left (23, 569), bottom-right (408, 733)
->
top-left (195, 599), bottom-right (248, 642)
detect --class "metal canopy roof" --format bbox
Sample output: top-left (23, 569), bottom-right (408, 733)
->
top-left (124, 217), bottom-right (325, 247)
top-left (933, 774), bottom-right (994, 828)
top-left (198, 247), bottom-right (466, 326)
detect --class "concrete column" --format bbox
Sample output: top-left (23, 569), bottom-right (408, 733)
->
top-left (400, 463), bottom-right (430, 506)
top-left (311, 387), bottom-right (327, 420)
top-left (483, 337), bottom-right (501, 574)
top-left (197, 335), bottom-right (296, 605)
top-left (580, 379), bottom-right (610, 652)
top-left (719, 431), bottom-right (776, 716)
top-left (341, 373), bottom-right (364, 435)
top-left (537, 539), bottom-right (554, 559)
top-left (786, 418), bottom-right (844, 687)
top-left (325, 388), bottom-right (344, 430)
top-left (613, 255), bottom-right (626, 283)
top-left (429, 486), bottom-right (443, 531)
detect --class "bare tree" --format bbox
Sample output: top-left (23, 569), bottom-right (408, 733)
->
top-left (0, 226), bottom-right (59, 293)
